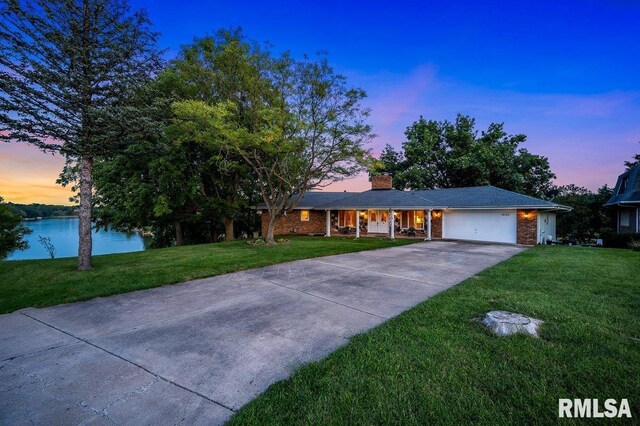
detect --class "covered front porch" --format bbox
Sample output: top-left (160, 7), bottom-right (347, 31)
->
top-left (325, 209), bottom-right (436, 239)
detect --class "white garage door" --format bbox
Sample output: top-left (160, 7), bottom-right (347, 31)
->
top-left (443, 210), bottom-right (517, 244)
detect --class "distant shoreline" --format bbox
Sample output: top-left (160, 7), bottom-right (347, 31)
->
top-left (22, 215), bottom-right (79, 221)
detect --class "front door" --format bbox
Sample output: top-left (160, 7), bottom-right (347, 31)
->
top-left (368, 210), bottom-right (389, 233)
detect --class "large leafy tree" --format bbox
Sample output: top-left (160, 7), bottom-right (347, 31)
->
top-left (0, 0), bottom-right (162, 269)
top-left (0, 196), bottom-right (31, 258)
top-left (172, 51), bottom-right (373, 244)
top-left (161, 30), bottom-right (259, 242)
top-left (93, 30), bottom-right (261, 245)
top-left (376, 115), bottom-right (555, 197)
top-left (248, 55), bottom-right (372, 243)
top-left (91, 93), bottom-right (206, 247)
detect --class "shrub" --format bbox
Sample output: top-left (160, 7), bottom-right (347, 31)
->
top-left (247, 237), bottom-right (266, 246)
top-left (629, 240), bottom-right (640, 252)
top-left (601, 232), bottom-right (640, 249)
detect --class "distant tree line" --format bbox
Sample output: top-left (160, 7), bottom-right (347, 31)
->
top-left (7, 203), bottom-right (77, 219)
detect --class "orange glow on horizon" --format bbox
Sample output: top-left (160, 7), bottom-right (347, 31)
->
top-left (0, 142), bottom-right (73, 205)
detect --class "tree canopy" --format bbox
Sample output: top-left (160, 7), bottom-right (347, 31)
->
top-left (374, 114), bottom-right (555, 198)
top-left (624, 152), bottom-right (640, 170)
top-left (93, 29), bottom-right (264, 246)
top-left (169, 44), bottom-right (373, 243)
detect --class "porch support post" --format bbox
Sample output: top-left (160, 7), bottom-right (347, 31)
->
top-left (390, 209), bottom-right (395, 239)
top-left (356, 210), bottom-right (360, 238)
top-left (325, 210), bottom-right (331, 237)
top-left (426, 208), bottom-right (432, 241)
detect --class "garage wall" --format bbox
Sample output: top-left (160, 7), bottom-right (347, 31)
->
top-left (443, 209), bottom-right (517, 244)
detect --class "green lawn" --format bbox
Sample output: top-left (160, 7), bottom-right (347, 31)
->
top-left (0, 236), bottom-right (417, 314)
top-left (231, 246), bottom-right (640, 425)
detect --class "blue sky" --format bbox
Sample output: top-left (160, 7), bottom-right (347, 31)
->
top-left (135, 0), bottom-right (638, 92)
top-left (2, 0), bottom-right (638, 202)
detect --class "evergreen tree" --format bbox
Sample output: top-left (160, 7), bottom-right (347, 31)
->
top-left (0, 0), bottom-right (162, 269)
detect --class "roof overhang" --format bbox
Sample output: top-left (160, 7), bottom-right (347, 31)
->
top-left (315, 206), bottom-right (448, 210)
top-left (257, 205), bottom-right (571, 211)
top-left (604, 201), bottom-right (640, 207)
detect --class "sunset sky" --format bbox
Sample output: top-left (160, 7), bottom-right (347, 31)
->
top-left (1, 0), bottom-right (638, 204)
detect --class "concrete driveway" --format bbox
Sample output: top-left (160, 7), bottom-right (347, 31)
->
top-left (0, 241), bottom-right (522, 425)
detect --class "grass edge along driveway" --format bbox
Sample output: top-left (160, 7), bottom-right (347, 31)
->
top-left (0, 236), bottom-right (417, 314)
top-left (230, 246), bottom-right (640, 425)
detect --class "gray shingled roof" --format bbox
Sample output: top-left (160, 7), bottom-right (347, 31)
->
top-left (258, 186), bottom-right (569, 210)
top-left (315, 189), bottom-right (444, 209)
top-left (412, 186), bottom-right (568, 209)
top-left (260, 192), bottom-right (356, 209)
top-left (604, 164), bottom-right (640, 206)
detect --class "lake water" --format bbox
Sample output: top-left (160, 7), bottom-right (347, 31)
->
top-left (5, 217), bottom-right (147, 261)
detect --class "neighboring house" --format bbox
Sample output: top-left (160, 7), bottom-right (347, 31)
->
top-left (604, 164), bottom-right (640, 233)
top-left (259, 175), bottom-right (570, 245)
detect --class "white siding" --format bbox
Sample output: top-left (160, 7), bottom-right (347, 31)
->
top-left (537, 211), bottom-right (556, 244)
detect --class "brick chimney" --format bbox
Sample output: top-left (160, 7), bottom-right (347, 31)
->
top-left (371, 174), bottom-right (393, 190)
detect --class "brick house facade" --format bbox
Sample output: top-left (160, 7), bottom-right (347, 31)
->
top-left (261, 210), bottom-right (325, 236)
top-left (257, 178), bottom-right (568, 245)
top-left (431, 210), bottom-right (443, 238)
top-left (516, 209), bottom-right (538, 245)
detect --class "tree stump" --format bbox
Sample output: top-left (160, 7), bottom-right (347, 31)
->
top-left (482, 311), bottom-right (543, 337)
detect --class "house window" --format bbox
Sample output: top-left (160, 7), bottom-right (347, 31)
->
top-left (618, 177), bottom-right (628, 195)
top-left (400, 211), bottom-right (409, 228)
top-left (413, 211), bottom-right (424, 229)
top-left (338, 210), bottom-right (356, 227)
top-left (620, 209), bottom-right (630, 227)
top-left (300, 210), bottom-right (310, 221)
top-left (400, 211), bottom-right (424, 229)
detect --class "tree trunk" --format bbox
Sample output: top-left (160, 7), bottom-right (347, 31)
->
top-left (265, 214), bottom-right (278, 244)
top-left (210, 227), bottom-right (218, 243)
top-left (175, 221), bottom-right (184, 246)
top-left (223, 217), bottom-right (234, 242)
top-left (77, 156), bottom-right (93, 270)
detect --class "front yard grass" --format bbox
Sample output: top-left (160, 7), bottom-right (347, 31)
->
top-left (231, 246), bottom-right (640, 424)
top-left (0, 236), bottom-right (417, 314)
